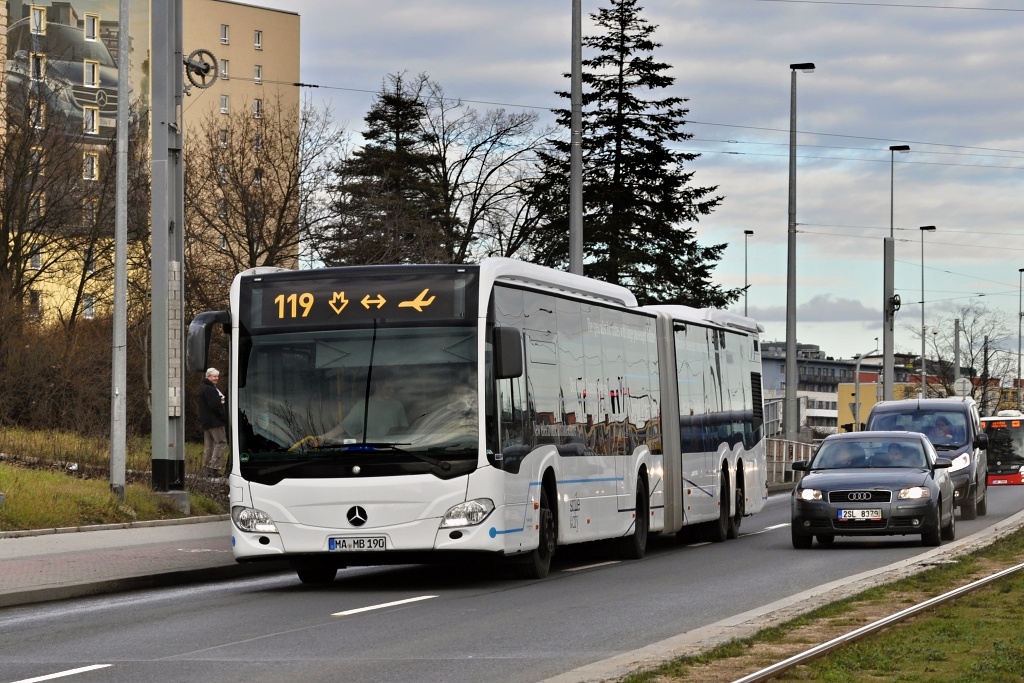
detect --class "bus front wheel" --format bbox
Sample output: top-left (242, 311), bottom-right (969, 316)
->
top-left (517, 486), bottom-right (555, 579)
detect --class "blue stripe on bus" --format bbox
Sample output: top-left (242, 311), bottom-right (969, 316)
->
top-left (489, 475), bottom-right (644, 537)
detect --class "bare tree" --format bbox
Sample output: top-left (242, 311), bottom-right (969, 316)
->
top-left (184, 93), bottom-right (346, 314)
top-left (419, 78), bottom-right (549, 262)
top-left (902, 302), bottom-right (1013, 400)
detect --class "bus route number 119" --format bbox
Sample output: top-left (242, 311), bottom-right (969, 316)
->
top-left (274, 292), bottom-right (314, 319)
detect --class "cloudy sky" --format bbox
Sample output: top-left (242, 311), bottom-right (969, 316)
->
top-left (247, 0), bottom-right (1024, 362)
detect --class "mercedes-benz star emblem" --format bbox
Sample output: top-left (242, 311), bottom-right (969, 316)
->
top-left (347, 506), bottom-right (368, 527)
top-left (95, 90), bottom-right (107, 108)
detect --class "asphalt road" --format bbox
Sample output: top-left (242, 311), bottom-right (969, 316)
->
top-left (3, 487), bottom-right (1022, 683)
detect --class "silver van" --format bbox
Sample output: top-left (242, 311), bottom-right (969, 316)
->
top-left (866, 397), bottom-right (989, 519)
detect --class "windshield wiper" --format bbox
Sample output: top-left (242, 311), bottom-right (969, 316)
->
top-left (348, 442), bottom-right (453, 472)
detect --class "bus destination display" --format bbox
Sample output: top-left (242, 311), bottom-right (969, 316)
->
top-left (249, 275), bottom-right (469, 329)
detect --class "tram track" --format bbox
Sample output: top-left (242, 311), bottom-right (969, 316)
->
top-left (732, 560), bottom-right (1024, 683)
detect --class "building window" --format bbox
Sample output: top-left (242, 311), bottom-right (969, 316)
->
top-left (219, 59), bottom-right (229, 79)
top-left (254, 29), bottom-right (262, 49)
top-left (254, 64), bottom-right (262, 84)
top-left (28, 291), bottom-right (42, 319)
top-left (218, 164), bottom-right (228, 184)
top-left (83, 295), bottom-right (96, 320)
top-left (217, 198), bottom-right (227, 218)
top-left (84, 248), bottom-right (96, 274)
top-left (85, 14), bottom-right (99, 41)
top-left (253, 134), bottom-right (262, 151)
top-left (84, 60), bottom-right (99, 87)
top-left (220, 24), bottom-right (229, 44)
top-left (253, 168), bottom-right (263, 186)
top-left (219, 234), bottom-right (228, 250)
top-left (30, 146), bottom-right (44, 174)
top-left (83, 153), bottom-right (99, 181)
top-left (30, 252), bottom-right (41, 270)
top-left (219, 129), bottom-right (228, 147)
top-left (30, 97), bottom-right (44, 128)
top-left (30, 53), bottom-right (45, 81)
top-left (30, 6), bottom-right (46, 34)
top-left (220, 94), bottom-right (229, 114)
top-left (29, 194), bottom-right (45, 221)
top-left (253, 98), bottom-right (262, 118)
top-left (84, 106), bottom-right (99, 134)
top-left (83, 199), bottom-right (97, 228)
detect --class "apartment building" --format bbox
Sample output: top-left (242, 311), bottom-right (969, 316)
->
top-left (3, 0), bottom-right (299, 323)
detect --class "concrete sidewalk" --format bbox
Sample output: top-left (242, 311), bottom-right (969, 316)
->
top-left (0, 516), bottom-right (289, 608)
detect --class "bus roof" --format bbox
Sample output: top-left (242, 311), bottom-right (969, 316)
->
top-left (643, 304), bottom-right (764, 334)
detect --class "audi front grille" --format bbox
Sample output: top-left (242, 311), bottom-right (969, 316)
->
top-left (827, 490), bottom-right (892, 504)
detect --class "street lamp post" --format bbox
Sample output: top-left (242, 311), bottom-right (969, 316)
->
top-left (1018, 268), bottom-right (1023, 410)
top-left (919, 225), bottom-right (936, 398)
top-left (883, 144), bottom-right (910, 401)
top-left (784, 62), bottom-right (814, 443)
top-left (744, 230), bottom-right (754, 316)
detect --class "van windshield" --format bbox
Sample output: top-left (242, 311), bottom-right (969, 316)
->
top-left (867, 410), bottom-right (968, 448)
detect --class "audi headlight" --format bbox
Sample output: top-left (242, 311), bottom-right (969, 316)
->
top-left (440, 498), bottom-right (495, 527)
top-left (898, 487), bottom-right (930, 500)
top-left (949, 452), bottom-right (971, 472)
top-left (231, 505), bottom-right (278, 533)
top-left (796, 488), bottom-right (822, 501)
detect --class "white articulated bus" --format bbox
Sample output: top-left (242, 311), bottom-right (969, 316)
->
top-left (188, 258), bottom-right (767, 584)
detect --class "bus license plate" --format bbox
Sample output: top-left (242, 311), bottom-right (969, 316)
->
top-left (838, 509), bottom-right (881, 520)
top-left (329, 536), bottom-right (386, 551)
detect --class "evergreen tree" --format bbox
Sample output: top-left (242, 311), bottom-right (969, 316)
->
top-left (323, 73), bottom-right (448, 265)
top-left (530, 0), bottom-right (739, 307)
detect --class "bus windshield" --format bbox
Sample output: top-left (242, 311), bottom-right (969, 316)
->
top-left (236, 325), bottom-right (478, 483)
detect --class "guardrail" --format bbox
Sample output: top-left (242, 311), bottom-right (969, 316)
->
top-left (765, 438), bottom-right (815, 488)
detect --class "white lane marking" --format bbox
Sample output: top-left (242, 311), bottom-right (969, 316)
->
top-left (12, 664), bottom-right (112, 683)
top-left (331, 595), bottom-right (437, 617)
top-left (743, 523), bottom-right (791, 536)
top-left (564, 561), bottom-right (620, 572)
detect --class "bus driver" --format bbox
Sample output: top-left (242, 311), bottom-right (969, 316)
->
top-left (320, 371), bottom-right (408, 443)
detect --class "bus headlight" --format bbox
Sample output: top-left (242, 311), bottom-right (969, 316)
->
top-left (232, 506), bottom-right (279, 533)
top-left (949, 452), bottom-right (971, 472)
top-left (440, 498), bottom-right (495, 527)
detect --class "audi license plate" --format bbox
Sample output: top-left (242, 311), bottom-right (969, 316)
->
top-left (838, 509), bottom-right (881, 520)
top-left (329, 536), bottom-right (386, 551)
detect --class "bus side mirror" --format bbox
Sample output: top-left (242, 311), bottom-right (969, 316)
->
top-left (187, 310), bottom-right (229, 373)
top-left (493, 326), bottom-right (523, 379)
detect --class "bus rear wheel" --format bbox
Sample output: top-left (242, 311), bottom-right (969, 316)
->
top-left (618, 478), bottom-right (649, 560)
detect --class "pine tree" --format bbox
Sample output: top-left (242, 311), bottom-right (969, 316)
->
top-left (530, 0), bottom-right (738, 308)
top-left (324, 73), bottom-right (448, 265)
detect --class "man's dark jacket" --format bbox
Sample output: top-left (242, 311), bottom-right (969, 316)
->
top-left (199, 377), bottom-right (227, 430)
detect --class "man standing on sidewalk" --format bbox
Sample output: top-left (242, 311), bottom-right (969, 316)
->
top-left (199, 368), bottom-right (228, 479)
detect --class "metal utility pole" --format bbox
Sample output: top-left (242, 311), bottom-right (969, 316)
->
top-left (569, 0), bottom-right (583, 275)
top-left (883, 145), bottom-right (909, 401)
top-left (109, 0), bottom-right (130, 500)
top-left (151, 0), bottom-right (187, 490)
top-left (784, 63), bottom-right (814, 443)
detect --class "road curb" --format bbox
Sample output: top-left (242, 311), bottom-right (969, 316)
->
top-left (0, 514), bottom-right (231, 540)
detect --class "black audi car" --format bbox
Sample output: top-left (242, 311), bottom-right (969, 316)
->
top-left (790, 432), bottom-right (954, 548)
